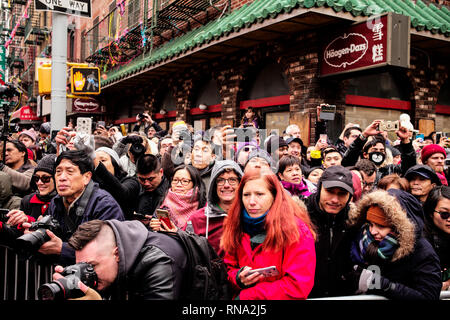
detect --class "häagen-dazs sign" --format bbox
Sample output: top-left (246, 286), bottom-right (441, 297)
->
top-left (320, 13), bottom-right (410, 77)
top-left (73, 98), bottom-right (102, 113)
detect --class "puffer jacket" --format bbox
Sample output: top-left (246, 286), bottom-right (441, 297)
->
top-left (0, 171), bottom-right (21, 210)
top-left (224, 218), bottom-right (316, 300)
top-left (345, 189), bottom-right (442, 300)
top-left (187, 160), bottom-right (243, 256)
top-left (105, 219), bottom-right (187, 300)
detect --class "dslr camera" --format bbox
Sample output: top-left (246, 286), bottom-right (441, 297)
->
top-left (38, 262), bottom-right (98, 300)
top-left (0, 83), bottom-right (21, 99)
top-left (15, 215), bottom-right (62, 257)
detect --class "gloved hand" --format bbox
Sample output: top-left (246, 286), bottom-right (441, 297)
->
top-left (354, 265), bottom-right (378, 294)
top-left (120, 135), bottom-right (143, 145)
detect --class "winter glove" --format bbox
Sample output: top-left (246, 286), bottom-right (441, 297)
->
top-left (120, 135), bottom-right (143, 145)
top-left (355, 265), bottom-right (376, 294)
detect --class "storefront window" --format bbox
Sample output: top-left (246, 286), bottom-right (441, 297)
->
top-left (265, 111), bottom-right (290, 136)
top-left (435, 115), bottom-right (450, 133)
top-left (346, 71), bottom-right (410, 100)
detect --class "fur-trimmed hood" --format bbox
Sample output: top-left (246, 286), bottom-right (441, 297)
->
top-left (347, 189), bottom-right (416, 262)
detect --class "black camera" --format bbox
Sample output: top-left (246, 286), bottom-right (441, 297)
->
top-left (0, 83), bottom-right (21, 99)
top-left (137, 113), bottom-right (147, 121)
top-left (38, 262), bottom-right (98, 300)
top-left (129, 141), bottom-right (145, 159)
top-left (15, 215), bottom-right (62, 256)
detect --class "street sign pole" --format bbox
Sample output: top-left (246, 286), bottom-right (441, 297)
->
top-left (50, 12), bottom-right (68, 133)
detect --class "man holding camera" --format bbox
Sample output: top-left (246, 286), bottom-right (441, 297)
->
top-left (133, 111), bottom-right (166, 139)
top-left (49, 219), bottom-right (187, 300)
top-left (341, 119), bottom-right (416, 183)
top-left (21, 150), bottom-right (125, 266)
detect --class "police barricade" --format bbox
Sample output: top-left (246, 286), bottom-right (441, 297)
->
top-left (0, 245), bottom-right (53, 300)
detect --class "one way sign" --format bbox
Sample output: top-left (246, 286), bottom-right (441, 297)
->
top-left (35, 0), bottom-right (91, 18)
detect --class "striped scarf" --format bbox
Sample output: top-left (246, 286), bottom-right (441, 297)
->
top-left (161, 189), bottom-right (199, 229)
top-left (350, 223), bottom-right (399, 264)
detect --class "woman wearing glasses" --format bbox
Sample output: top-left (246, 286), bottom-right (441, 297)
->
top-left (5, 155), bottom-right (57, 227)
top-left (186, 160), bottom-right (243, 256)
top-left (221, 168), bottom-right (316, 299)
top-left (423, 186), bottom-right (450, 291)
top-left (151, 165), bottom-right (206, 231)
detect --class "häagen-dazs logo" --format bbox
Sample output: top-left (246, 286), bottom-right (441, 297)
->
top-left (73, 98), bottom-right (100, 112)
top-left (324, 33), bottom-right (368, 69)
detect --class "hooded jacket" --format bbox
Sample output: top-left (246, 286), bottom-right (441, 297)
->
top-left (0, 171), bottom-right (21, 210)
top-left (345, 189), bottom-right (442, 300)
top-left (187, 160), bottom-right (243, 256)
top-left (105, 220), bottom-right (187, 300)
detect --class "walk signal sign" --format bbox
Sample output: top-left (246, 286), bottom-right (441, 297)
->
top-left (70, 67), bottom-right (100, 95)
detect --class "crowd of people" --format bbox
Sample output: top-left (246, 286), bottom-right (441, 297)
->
top-left (0, 105), bottom-right (449, 300)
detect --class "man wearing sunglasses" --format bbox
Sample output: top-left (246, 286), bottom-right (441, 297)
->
top-left (22, 150), bottom-right (125, 266)
top-left (135, 154), bottom-right (170, 225)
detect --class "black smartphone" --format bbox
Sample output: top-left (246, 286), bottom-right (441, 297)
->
top-left (133, 212), bottom-right (149, 220)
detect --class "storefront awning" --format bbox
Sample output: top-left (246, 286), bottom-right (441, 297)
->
top-left (101, 0), bottom-right (450, 90)
top-left (10, 105), bottom-right (41, 122)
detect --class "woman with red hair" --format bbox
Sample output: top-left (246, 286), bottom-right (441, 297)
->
top-left (220, 168), bottom-right (317, 300)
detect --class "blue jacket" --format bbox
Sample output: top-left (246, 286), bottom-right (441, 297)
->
top-left (48, 181), bottom-right (125, 266)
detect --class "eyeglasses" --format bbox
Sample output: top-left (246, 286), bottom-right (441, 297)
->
top-left (216, 177), bottom-right (239, 186)
top-left (172, 178), bottom-right (192, 186)
top-left (32, 175), bottom-right (52, 184)
top-left (434, 210), bottom-right (450, 220)
top-left (362, 181), bottom-right (375, 188)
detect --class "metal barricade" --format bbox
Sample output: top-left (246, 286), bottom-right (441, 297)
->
top-left (0, 245), bottom-right (53, 300)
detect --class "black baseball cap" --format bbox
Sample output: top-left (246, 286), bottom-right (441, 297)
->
top-left (319, 165), bottom-right (354, 195)
top-left (405, 164), bottom-right (442, 186)
top-left (286, 137), bottom-right (303, 146)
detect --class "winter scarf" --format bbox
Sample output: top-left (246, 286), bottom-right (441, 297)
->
top-left (436, 171), bottom-right (448, 186)
top-left (162, 188), bottom-right (199, 229)
top-left (350, 224), bottom-right (399, 264)
top-left (281, 179), bottom-right (312, 198)
top-left (241, 209), bottom-right (268, 237)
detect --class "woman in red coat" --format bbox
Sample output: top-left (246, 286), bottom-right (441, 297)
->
top-left (221, 168), bottom-right (317, 300)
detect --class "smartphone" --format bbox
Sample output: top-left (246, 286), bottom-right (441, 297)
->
top-left (319, 134), bottom-right (327, 144)
top-left (156, 209), bottom-right (173, 228)
top-left (133, 212), bottom-right (149, 220)
top-left (76, 117), bottom-right (92, 135)
top-left (319, 104), bottom-right (336, 121)
top-left (416, 133), bottom-right (424, 143)
top-left (97, 121), bottom-right (106, 128)
top-left (247, 266), bottom-right (280, 277)
top-left (436, 132), bottom-right (442, 143)
top-left (0, 208), bottom-right (10, 222)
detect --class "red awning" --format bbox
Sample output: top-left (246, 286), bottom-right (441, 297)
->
top-left (11, 105), bottom-right (41, 121)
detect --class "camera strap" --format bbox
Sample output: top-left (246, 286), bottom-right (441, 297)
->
top-left (64, 180), bottom-right (95, 235)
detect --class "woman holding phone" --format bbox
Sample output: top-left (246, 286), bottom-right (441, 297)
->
top-left (150, 164), bottom-right (206, 231)
top-left (220, 168), bottom-right (316, 300)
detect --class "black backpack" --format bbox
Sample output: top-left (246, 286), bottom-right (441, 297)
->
top-left (161, 229), bottom-right (231, 300)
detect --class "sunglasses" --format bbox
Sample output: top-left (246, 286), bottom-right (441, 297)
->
top-left (32, 175), bottom-right (52, 184)
top-left (434, 210), bottom-right (450, 220)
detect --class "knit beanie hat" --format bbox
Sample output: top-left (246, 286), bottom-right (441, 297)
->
top-left (246, 148), bottom-right (276, 171)
top-left (421, 144), bottom-right (446, 164)
top-left (96, 147), bottom-right (121, 165)
top-left (34, 154), bottom-right (57, 176)
top-left (39, 122), bottom-right (51, 134)
top-left (19, 128), bottom-right (37, 142)
top-left (265, 135), bottom-right (288, 156)
top-left (366, 205), bottom-right (390, 227)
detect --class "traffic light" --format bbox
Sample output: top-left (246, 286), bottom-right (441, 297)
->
top-left (38, 64), bottom-right (52, 95)
top-left (70, 67), bottom-right (101, 95)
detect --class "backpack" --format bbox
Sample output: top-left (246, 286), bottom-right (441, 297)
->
top-left (161, 229), bottom-right (231, 300)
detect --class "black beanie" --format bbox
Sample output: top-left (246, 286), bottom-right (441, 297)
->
top-left (33, 154), bottom-right (57, 176)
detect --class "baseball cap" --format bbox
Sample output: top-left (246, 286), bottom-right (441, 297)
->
top-left (319, 165), bottom-right (354, 195)
top-left (404, 164), bottom-right (442, 186)
top-left (286, 137), bottom-right (303, 146)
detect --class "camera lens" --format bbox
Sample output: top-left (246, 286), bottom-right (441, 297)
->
top-left (15, 229), bottom-right (48, 255)
top-left (38, 282), bottom-right (65, 300)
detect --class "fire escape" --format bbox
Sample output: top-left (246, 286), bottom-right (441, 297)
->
top-left (83, 0), bottom-right (230, 72)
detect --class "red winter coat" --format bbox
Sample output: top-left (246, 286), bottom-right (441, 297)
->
top-left (223, 219), bottom-right (316, 300)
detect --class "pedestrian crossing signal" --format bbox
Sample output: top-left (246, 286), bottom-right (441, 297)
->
top-left (70, 67), bottom-right (100, 95)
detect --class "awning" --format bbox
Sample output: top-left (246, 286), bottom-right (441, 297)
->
top-left (100, 0), bottom-right (450, 90)
top-left (10, 105), bottom-right (41, 122)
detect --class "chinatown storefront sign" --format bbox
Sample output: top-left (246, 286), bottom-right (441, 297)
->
top-left (11, 105), bottom-right (41, 121)
top-left (72, 98), bottom-right (104, 113)
top-left (320, 12), bottom-right (410, 77)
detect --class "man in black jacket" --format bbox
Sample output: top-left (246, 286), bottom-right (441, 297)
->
top-left (53, 219), bottom-right (187, 300)
top-left (135, 154), bottom-right (170, 223)
top-left (306, 165), bottom-right (355, 298)
top-left (341, 119), bottom-right (416, 183)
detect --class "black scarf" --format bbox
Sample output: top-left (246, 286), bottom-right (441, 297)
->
top-left (36, 189), bottom-right (57, 203)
